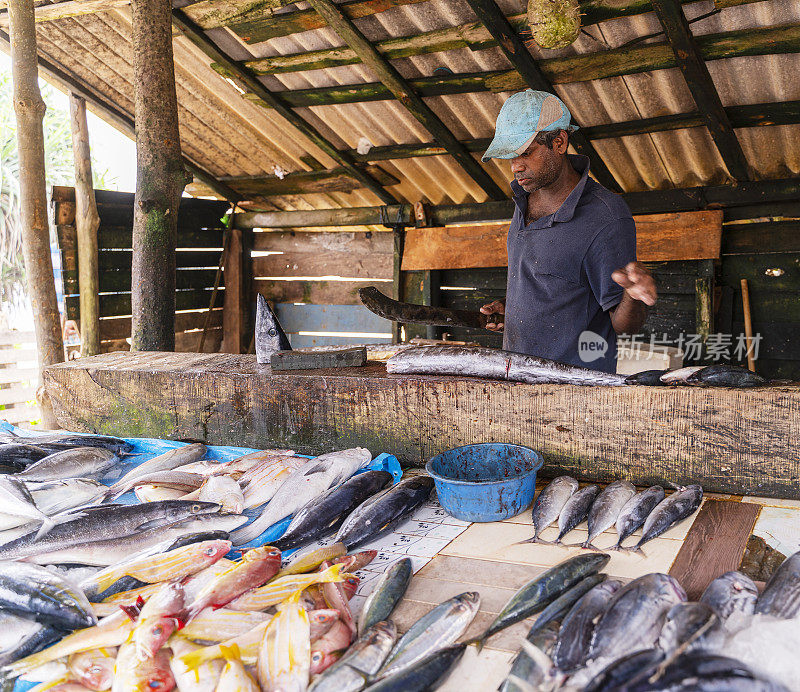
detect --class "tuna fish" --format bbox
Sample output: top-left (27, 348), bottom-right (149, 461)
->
top-left (582, 480), bottom-right (636, 550)
top-left (633, 485), bottom-right (703, 553)
top-left (754, 550), bottom-right (800, 619)
top-left (499, 623), bottom-right (560, 692)
top-left (583, 648), bottom-right (666, 692)
top-left (700, 571), bottom-right (758, 622)
top-left (555, 484), bottom-right (599, 544)
top-left (658, 602), bottom-right (724, 654)
top-left (526, 476), bottom-right (579, 544)
top-left (366, 644), bottom-right (466, 692)
top-left (687, 363), bottom-right (768, 388)
top-left (358, 558), bottom-right (413, 634)
top-left (613, 485), bottom-right (665, 550)
top-left (255, 293), bottom-right (292, 363)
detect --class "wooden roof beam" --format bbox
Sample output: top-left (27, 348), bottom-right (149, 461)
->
top-left (651, 0), bottom-right (751, 181)
top-left (0, 0), bottom-right (130, 28)
top-left (171, 8), bottom-right (400, 205)
top-left (306, 0), bottom-right (507, 201)
top-left (463, 0), bottom-right (619, 192)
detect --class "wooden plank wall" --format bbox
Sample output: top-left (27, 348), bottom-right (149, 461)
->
top-left (252, 230), bottom-right (393, 348)
top-left (53, 187), bottom-right (230, 353)
top-left (0, 330), bottom-right (40, 425)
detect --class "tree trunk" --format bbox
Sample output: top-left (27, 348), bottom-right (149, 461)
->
top-left (69, 93), bottom-right (100, 357)
top-left (8, 0), bottom-right (64, 429)
top-left (130, 0), bottom-right (186, 351)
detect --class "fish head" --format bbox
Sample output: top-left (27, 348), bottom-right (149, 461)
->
top-left (342, 576), bottom-right (360, 600)
top-left (163, 500), bottom-right (221, 524)
top-left (310, 649), bottom-right (342, 675)
top-left (143, 582), bottom-right (186, 618)
top-left (195, 539), bottom-right (233, 565)
top-left (68, 648), bottom-right (116, 691)
top-left (334, 550), bottom-right (378, 572)
top-left (135, 615), bottom-right (182, 661)
top-left (132, 649), bottom-right (175, 691)
top-left (309, 609), bottom-right (340, 639)
top-left (255, 293), bottom-right (292, 363)
top-left (456, 591), bottom-right (482, 611)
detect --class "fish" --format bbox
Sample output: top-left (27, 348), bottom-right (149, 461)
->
top-left (180, 620), bottom-right (273, 668)
top-left (582, 480), bottom-right (636, 550)
top-left (582, 647), bottom-right (666, 692)
top-left (0, 476), bottom-right (64, 538)
top-left (477, 553), bottom-right (610, 646)
top-left (232, 448), bottom-right (373, 546)
top-left (67, 647), bottom-right (116, 691)
top-left (310, 619), bottom-right (351, 674)
top-left (6, 611), bottom-right (136, 678)
top-left (218, 449), bottom-right (296, 477)
top-left (16, 448), bottom-right (118, 482)
top-left (386, 345), bottom-right (627, 386)
top-left (104, 443), bottom-right (206, 498)
top-left (26, 479), bottom-right (106, 516)
top-left (133, 485), bottom-right (186, 503)
top-left (377, 592), bottom-right (480, 679)
top-left (131, 582), bottom-right (185, 659)
top-left (589, 572), bottom-right (686, 662)
top-left (216, 644), bottom-right (259, 691)
top-left (365, 643), bottom-right (466, 692)
top-left (0, 500), bottom-right (222, 562)
top-left (613, 485), bottom-right (665, 550)
top-left (633, 484), bottom-right (703, 553)
top-left (0, 443), bottom-right (49, 469)
top-left (623, 369), bottom-right (669, 385)
top-left (526, 476), bottom-right (579, 544)
top-left (660, 365), bottom-right (707, 384)
top-left (499, 623), bottom-right (560, 692)
top-left (178, 607), bottom-right (273, 643)
top-left (256, 590), bottom-right (310, 692)
top-left (333, 550), bottom-right (378, 573)
top-left (551, 579), bottom-right (623, 672)
top-left (241, 456), bottom-right (311, 510)
top-left (198, 475), bottom-right (244, 514)
top-left (0, 613), bottom-right (62, 668)
top-left (358, 558), bottom-right (412, 634)
top-left (112, 644), bottom-right (175, 692)
top-left (658, 601), bottom-right (724, 653)
top-left (23, 514), bottom-right (245, 568)
top-left (82, 538), bottom-right (231, 595)
top-left (311, 621), bottom-right (397, 692)
top-left (320, 562), bottom-right (357, 641)
top-left (275, 543), bottom-right (347, 579)
top-left (687, 363), bottom-right (768, 387)
top-left (754, 550), bottom-right (800, 619)
top-left (274, 470), bottom-right (393, 552)
top-left (106, 470), bottom-right (206, 501)
top-left (5, 433), bottom-right (132, 456)
top-left (183, 544), bottom-right (282, 620)
top-left (226, 562), bottom-right (345, 611)
top-left (555, 484), bottom-right (599, 544)
top-left (700, 571), bottom-right (758, 622)
top-left (525, 573), bottom-right (606, 638)
top-left (0, 561), bottom-right (95, 631)
top-left (255, 293), bottom-right (292, 363)
top-left (168, 637), bottom-right (222, 692)
top-left (335, 475), bottom-right (433, 550)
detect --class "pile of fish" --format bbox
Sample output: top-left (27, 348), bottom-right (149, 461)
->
top-left (524, 477), bottom-right (703, 553)
top-left (625, 364), bottom-right (768, 388)
top-left (497, 549), bottom-right (800, 691)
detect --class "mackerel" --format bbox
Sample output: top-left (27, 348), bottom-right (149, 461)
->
top-left (16, 447), bottom-right (118, 481)
top-left (378, 592), bottom-right (479, 679)
top-left (358, 558), bottom-right (413, 633)
top-left (365, 644), bottom-right (466, 692)
top-left (633, 484), bottom-right (703, 552)
top-left (613, 485), bottom-right (665, 549)
top-left (555, 484), bottom-right (599, 543)
top-left (582, 480), bottom-right (636, 550)
top-left (387, 345), bottom-right (627, 386)
top-left (526, 573), bottom-right (606, 638)
top-left (525, 476), bottom-right (578, 544)
top-left (700, 571), bottom-right (758, 622)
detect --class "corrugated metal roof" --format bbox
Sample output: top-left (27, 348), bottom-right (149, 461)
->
top-left (13, 0), bottom-right (800, 211)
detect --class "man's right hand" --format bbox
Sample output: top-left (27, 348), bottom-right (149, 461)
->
top-left (480, 300), bottom-right (505, 332)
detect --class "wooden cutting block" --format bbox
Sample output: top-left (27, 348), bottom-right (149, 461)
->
top-left (269, 347), bottom-right (367, 371)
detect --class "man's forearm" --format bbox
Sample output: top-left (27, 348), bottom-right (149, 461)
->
top-left (610, 292), bottom-right (647, 334)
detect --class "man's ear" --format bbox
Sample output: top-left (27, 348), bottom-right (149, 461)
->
top-left (555, 130), bottom-right (569, 154)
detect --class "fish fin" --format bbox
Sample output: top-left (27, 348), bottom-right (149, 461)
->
top-left (120, 604), bottom-right (141, 621)
top-left (514, 536), bottom-right (554, 546)
top-left (136, 518), bottom-right (169, 531)
top-left (33, 516), bottom-right (55, 541)
top-left (179, 647), bottom-right (213, 671)
top-left (219, 643), bottom-right (240, 663)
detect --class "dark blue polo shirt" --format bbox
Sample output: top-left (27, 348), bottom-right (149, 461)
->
top-left (503, 154), bottom-right (636, 373)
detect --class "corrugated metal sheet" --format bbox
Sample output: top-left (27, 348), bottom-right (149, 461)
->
top-left (16, 0), bottom-right (800, 209)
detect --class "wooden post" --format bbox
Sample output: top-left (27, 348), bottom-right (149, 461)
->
top-left (8, 0), bottom-right (64, 428)
top-left (68, 93), bottom-right (100, 356)
top-left (741, 278), bottom-right (756, 372)
top-left (222, 227), bottom-right (252, 353)
top-left (130, 0), bottom-right (188, 351)
top-left (392, 226), bottom-right (404, 344)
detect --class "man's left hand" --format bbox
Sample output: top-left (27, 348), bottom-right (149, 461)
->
top-left (612, 261), bottom-right (657, 306)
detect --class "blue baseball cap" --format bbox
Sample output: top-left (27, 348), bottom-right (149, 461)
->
top-left (482, 90), bottom-right (578, 162)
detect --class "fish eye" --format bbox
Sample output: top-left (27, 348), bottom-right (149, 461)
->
top-left (152, 626), bottom-right (163, 635)
top-left (149, 683), bottom-right (163, 689)
top-left (204, 547), bottom-right (217, 556)
top-left (311, 652), bottom-right (323, 663)
top-left (191, 504), bottom-right (202, 513)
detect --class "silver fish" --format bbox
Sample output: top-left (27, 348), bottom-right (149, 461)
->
top-left (589, 572), bottom-right (686, 662)
top-left (754, 550), bottom-right (800, 619)
top-left (255, 293), bottom-right (292, 363)
top-left (0, 476), bottom-right (61, 538)
top-left (526, 476), bottom-right (579, 544)
top-left (26, 478), bottom-right (106, 516)
top-left (358, 558), bottom-right (413, 634)
top-left (16, 447), bottom-right (118, 481)
top-left (107, 470), bottom-right (206, 501)
top-left (552, 579), bottom-right (623, 672)
top-left (583, 480), bottom-right (636, 550)
top-left (634, 484), bottom-right (703, 552)
top-left (700, 571), bottom-right (758, 621)
top-left (0, 500), bottom-right (221, 561)
top-left (0, 612), bottom-right (61, 667)
top-left (104, 443), bottom-right (206, 498)
top-left (231, 447), bottom-right (372, 545)
top-left (198, 475), bottom-right (245, 514)
top-left (377, 592), bottom-right (480, 679)
top-left (556, 485), bottom-right (599, 544)
top-left (660, 365), bottom-right (707, 384)
top-left (658, 602), bottom-right (724, 653)
top-left (500, 622), bottom-right (560, 692)
top-left (613, 485), bottom-right (665, 550)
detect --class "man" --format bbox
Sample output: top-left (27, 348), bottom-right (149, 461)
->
top-left (479, 90), bottom-right (657, 373)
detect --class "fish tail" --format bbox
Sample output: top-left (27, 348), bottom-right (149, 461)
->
top-left (179, 645), bottom-right (218, 671)
top-left (33, 516), bottom-right (55, 541)
top-left (219, 643), bottom-right (241, 663)
top-left (581, 542), bottom-right (602, 552)
top-left (94, 570), bottom-right (123, 593)
top-left (515, 536), bottom-right (554, 546)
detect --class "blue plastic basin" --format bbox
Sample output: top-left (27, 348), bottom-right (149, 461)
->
top-left (426, 443), bottom-right (543, 522)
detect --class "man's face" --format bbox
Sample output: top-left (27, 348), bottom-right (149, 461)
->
top-left (509, 132), bottom-right (567, 193)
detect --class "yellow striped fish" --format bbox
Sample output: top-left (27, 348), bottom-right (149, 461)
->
top-left (178, 607), bottom-right (272, 643)
top-left (179, 618), bottom-right (275, 669)
top-left (86, 539), bottom-right (231, 593)
top-left (216, 644), bottom-right (260, 691)
top-left (274, 543), bottom-right (346, 579)
top-left (169, 636), bottom-right (223, 692)
top-left (257, 589), bottom-right (311, 692)
top-left (227, 563), bottom-right (347, 611)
